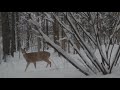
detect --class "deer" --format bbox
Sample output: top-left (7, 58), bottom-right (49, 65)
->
top-left (21, 48), bottom-right (51, 72)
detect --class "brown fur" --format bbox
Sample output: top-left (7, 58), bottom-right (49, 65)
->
top-left (21, 48), bottom-right (51, 72)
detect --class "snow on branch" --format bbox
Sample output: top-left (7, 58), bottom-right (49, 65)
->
top-left (70, 12), bottom-right (97, 46)
top-left (66, 12), bottom-right (108, 74)
top-left (28, 18), bottom-right (90, 76)
top-left (39, 28), bottom-right (90, 75)
top-left (62, 27), bottom-right (98, 74)
top-left (43, 12), bottom-right (54, 22)
top-left (52, 12), bottom-right (74, 35)
top-left (52, 12), bottom-right (107, 74)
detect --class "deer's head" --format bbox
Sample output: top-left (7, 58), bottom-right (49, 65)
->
top-left (21, 48), bottom-right (26, 54)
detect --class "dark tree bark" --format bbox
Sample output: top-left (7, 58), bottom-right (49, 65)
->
top-left (53, 17), bottom-right (59, 44)
top-left (11, 12), bottom-right (16, 57)
top-left (37, 37), bottom-right (41, 52)
top-left (1, 12), bottom-right (11, 61)
top-left (46, 19), bottom-right (49, 50)
top-left (16, 12), bottom-right (21, 51)
top-left (26, 22), bottom-right (31, 50)
top-left (53, 17), bottom-right (60, 52)
top-left (61, 28), bottom-right (66, 51)
top-left (68, 41), bottom-right (70, 53)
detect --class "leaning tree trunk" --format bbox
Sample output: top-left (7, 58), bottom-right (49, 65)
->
top-left (29, 19), bottom-right (90, 76)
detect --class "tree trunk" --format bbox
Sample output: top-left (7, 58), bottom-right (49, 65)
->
top-left (37, 37), bottom-right (41, 52)
top-left (61, 28), bottom-right (66, 51)
top-left (11, 12), bottom-right (16, 57)
top-left (1, 12), bottom-right (10, 61)
top-left (53, 17), bottom-right (60, 56)
top-left (16, 12), bottom-right (21, 51)
top-left (26, 25), bottom-right (30, 50)
top-left (46, 19), bottom-right (49, 50)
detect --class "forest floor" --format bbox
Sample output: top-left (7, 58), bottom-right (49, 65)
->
top-left (0, 46), bottom-right (120, 78)
top-left (0, 51), bottom-right (85, 78)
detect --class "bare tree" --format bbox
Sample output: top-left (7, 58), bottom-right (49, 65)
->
top-left (17, 12), bottom-right (120, 76)
top-left (1, 12), bottom-right (11, 61)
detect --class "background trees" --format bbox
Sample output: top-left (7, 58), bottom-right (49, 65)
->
top-left (1, 12), bottom-right (120, 76)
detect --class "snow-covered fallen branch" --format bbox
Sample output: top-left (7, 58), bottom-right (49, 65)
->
top-left (28, 19), bottom-right (90, 76)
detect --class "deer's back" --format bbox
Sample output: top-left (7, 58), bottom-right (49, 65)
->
top-left (24, 51), bottom-right (50, 62)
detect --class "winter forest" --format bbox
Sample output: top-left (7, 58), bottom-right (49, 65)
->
top-left (1, 12), bottom-right (120, 78)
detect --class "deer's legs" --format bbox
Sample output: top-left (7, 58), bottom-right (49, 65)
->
top-left (50, 62), bottom-right (51, 67)
top-left (46, 63), bottom-right (49, 68)
top-left (46, 61), bottom-right (51, 68)
top-left (25, 62), bottom-right (30, 72)
top-left (34, 62), bottom-right (36, 69)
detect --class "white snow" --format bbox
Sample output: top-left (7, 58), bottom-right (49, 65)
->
top-left (0, 45), bottom-right (120, 78)
top-left (0, 50), bottom-right (86, 78)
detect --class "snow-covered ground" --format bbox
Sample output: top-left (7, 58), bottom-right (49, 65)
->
top-left (0, 45), bottom-right (120, 78)
top-left (0, 49), bottom-right (86, 78)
